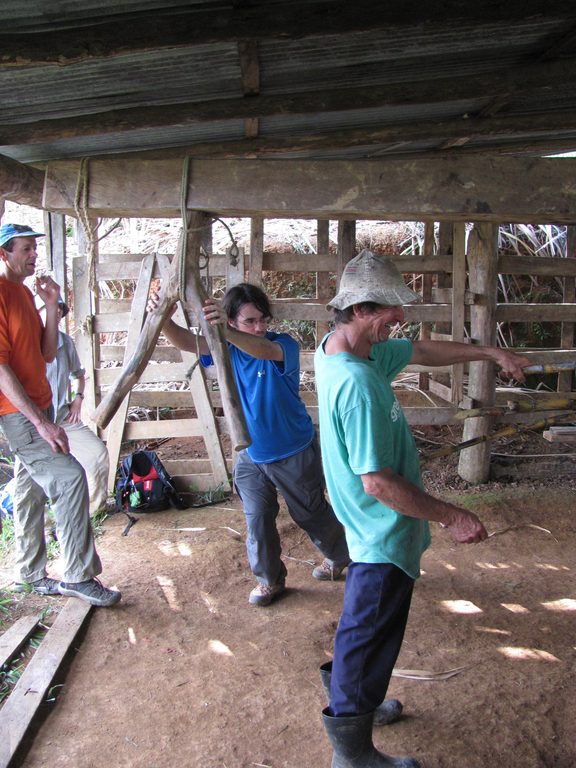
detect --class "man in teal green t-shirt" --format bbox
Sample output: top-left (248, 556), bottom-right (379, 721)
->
top-left (315, 250), bottom-right (530, 768)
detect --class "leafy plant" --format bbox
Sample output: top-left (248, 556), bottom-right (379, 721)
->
top-left (0, 514), bottom-right (15, 562)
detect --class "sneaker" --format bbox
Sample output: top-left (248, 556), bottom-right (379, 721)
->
top-left (248, 582), bottom-right (285, 607)
top-left (13, 577), bottom-right (61, 596)
top-left (312, 558), bottom-right (349, 581)
top-left (58, 578), bottom-right (122, 607)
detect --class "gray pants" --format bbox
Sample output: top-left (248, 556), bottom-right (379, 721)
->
top-left (0, 411), bottom-right (102, 584)
top-left (233, 438), bottom-right (349, 586)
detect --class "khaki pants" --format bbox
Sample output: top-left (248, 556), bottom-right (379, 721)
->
top-left (62, 421), bottom-right (110, 515)
top-left (0, 411), bottom-right (102, 584)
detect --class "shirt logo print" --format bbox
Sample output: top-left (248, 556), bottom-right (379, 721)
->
top-left (257, 370), bottom-right (265, 378)
top-left (390, 399), bottom-right (401, 422)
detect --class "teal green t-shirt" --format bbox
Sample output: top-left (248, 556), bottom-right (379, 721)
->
top-left (315, 335), bottom-right (431, 579)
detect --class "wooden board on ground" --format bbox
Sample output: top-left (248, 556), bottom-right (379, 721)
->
top-left (0, 599), bottom-right (92, 768)
top-left (0, 614), bottom-right (41, 669)
top-left (543, 426), bottom-right (576, 443)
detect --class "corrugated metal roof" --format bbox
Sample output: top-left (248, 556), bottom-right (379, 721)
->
top-left (0, 2), bottom-right (575, 166)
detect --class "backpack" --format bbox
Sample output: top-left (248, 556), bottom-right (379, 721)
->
top-left (115, 450), bottom-right (189, 514)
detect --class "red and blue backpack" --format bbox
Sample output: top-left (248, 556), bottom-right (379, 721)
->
top-left (115, 450), bottom-right (188, 513)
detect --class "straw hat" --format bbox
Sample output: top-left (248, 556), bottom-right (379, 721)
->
top-left (327, 249), bottom-right (421, 310)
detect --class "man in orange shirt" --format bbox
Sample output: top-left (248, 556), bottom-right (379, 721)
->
top-left (0, 223), bottom-right (120, 607)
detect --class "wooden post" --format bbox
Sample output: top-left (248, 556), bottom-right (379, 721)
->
top-left (450, 222), bottom-right (467, 405)
top-left (248, 216), bottom-right (264, 286)
top-left (418, 222), bottom-right (435, 391)
top-left (559, 225), bottom-right (575, 392)
top-left (316, 219), bottom-right (331, 343)
top-left (437, 222), bottom-right (454, 298)
top-left (458, 223), bottom-right (499, 483)
top-left (43, 212), bottom-right (67, 300)
top-left (337, 220), bottom-right (356, 282)
top-left (182, 211), bottom-right (250, 451)
top-left (226, 245), bottom-right (245, 288)
top-left (73, 223), bottom-right (99, 433)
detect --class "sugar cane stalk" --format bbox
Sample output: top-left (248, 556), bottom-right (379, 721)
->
top-left (420, 412), bottom-right (574, 465)
top-left (453, 397), bottom-right (576, 421)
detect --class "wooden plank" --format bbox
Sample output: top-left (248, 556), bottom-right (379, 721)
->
top-left (99, 344), bottom-right (182, 363)
top-left (128, 390), bottom-right (197, 408)
top-left (96, 251), bottom-right (576, 279)
top-left (99, 299), bottom-right (576, 330)
top-left (495, 304), bottom-right (576, 322)
top-left (0, 599), bottom-right (92, 768)
top-left (96, 365), bottom-right (190, 387)
top-left (498, 253), bottom-right (576, 278)
top-left (0, 615), bottom-right (40, 669)
top-left (43, 156), bottom-right (576, 223)
top-left (271, 301), bottom-right (453, 322)
top-left (166, 278), bottom-right (231, 491)
top-left (429, 379), bottom-right (474, 409)
top-left (116, 419), bottom-right (204, 440)
top-left (543, 428), bottom-right (576, 443)
top-left (104, 253), bottom-right (156, 491)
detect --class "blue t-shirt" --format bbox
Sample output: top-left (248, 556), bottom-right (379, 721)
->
top-left (315, 335), bottom-right (431, 579)
top-left (202, 332), bottom-right (314, 463)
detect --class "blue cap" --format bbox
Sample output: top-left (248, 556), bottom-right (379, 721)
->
top-left (0, 223), bottom-right (45, 248)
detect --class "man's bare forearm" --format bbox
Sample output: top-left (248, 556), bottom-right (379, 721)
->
top-left (161, 319), bottom-right (210, 355)
top-left (361, 467), bottom-right (487, 543)
top-left (362, 469), bottom-right (460, 525)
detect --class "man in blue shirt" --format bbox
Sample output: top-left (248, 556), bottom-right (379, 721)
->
top-left (157, 282), bottom-right (349, 606)
top-left (315, 250), bottom-right (530, 767)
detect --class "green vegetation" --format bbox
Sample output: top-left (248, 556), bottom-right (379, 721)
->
top-left (0, 514), bottom-right (15, 562)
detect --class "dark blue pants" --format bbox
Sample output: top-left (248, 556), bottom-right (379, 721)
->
top-left (330, 562), bottom-right (414, 716)
top-left (233, 438), bottom-right (349, 586)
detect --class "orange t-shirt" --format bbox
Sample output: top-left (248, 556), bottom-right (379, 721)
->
top-left (0, 278), bottom-right (53, 415)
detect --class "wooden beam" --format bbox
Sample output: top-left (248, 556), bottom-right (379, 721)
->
top-left (43, 156), bottom-right (576, 222)
top-left (0, 154), bottom-right (44, 207)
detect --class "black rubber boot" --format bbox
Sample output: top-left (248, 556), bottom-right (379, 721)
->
top-left (322, 708), bottom-right (421, 768)
top-left (320, 662), bottom-right (403, 726)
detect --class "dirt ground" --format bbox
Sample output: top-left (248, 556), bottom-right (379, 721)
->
top-left (1, 436), bottom-right (575, 768)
